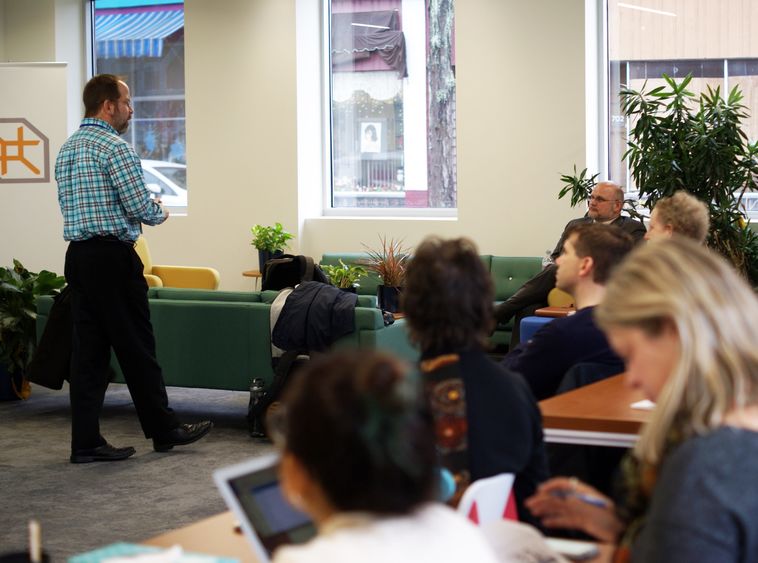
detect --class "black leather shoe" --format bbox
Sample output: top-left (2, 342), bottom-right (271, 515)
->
top-left (70, 443), bottom-right (136, 464)
top-left (153, 421), bottom-right (213, 452)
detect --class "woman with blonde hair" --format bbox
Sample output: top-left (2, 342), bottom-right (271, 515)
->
top-left (644, 190), bottom-right (710, 243)
top-left (526, 236), bottom-right (758, 562)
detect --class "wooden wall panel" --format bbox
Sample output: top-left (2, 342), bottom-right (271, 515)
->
top-left (611, 0), bottom-right (758, 61)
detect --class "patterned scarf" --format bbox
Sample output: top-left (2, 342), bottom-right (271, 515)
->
top-left (420, 354), bottom-right (470, 506)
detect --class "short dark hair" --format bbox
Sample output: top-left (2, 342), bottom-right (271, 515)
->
top-left (565, 223), bottom-right (635, 284)
top-left (403, 236), bottom-right (493, 353)
top-left (281, 350), bottom-right (437, 515)
top-left (83, 74), bottom-right (122, 117)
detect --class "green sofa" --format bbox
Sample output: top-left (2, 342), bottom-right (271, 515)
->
top-left (35, 287), bottom-right (419, 392)
top-left (320, 253), bottom-right (542, 348)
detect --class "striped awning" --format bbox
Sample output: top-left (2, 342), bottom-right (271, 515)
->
top-left (95, 7), bottom-right (184, 59)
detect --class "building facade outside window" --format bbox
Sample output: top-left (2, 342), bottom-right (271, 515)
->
top-left (92, 0), bottom-right (187, 211)
top-left (606, 0), bottom-right (758, 217)
top-left (328, 0), bottom-right (457, 211)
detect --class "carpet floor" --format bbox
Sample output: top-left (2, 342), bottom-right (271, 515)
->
top-left (0, 382), bottom-right (274, 561)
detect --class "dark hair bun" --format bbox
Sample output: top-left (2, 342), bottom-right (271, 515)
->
top-left (282, 350), bottom-right (437, 515)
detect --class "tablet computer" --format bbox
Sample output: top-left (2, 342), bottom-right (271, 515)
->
top-left (213, 453), bottom-right (316, 562)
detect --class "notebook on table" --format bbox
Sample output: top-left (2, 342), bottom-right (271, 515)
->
top-left (213, 453), bottom-right (316, 562)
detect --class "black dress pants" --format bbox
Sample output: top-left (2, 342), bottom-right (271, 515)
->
top-left (65, 237), bottom-right (179, 450)
top-left (493, 264), bottom-right (556, 348)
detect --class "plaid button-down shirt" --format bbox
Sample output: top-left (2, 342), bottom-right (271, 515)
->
top-left (56, 118), bottom-right (166, 243)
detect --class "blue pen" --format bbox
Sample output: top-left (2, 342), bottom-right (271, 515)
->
top-left (550, 489), bottom-right (609, 508)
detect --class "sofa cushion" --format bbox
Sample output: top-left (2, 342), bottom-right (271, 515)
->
top-left (490, 257), bottom-right (542, 301)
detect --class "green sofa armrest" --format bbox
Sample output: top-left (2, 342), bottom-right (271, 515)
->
top-left (151, 288), bottom-right (262, 303)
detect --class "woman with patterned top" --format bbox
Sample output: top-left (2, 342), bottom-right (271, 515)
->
top-left (402, 236), bottom-right (549, 528)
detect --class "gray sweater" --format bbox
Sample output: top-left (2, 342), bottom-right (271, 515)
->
top-left (632, 426), bottom-right (758, 563)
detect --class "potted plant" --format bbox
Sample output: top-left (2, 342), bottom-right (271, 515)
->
top-left (559, 74), bottom-right (758, 285)
top-left (250, 222), bottom-right (294, 270)
top-left (362, 236), bottom-right (411, 312)
top-left (0, 259), bottom-right (66, 400)
top-left (321, 259), bottom-right (368, 293)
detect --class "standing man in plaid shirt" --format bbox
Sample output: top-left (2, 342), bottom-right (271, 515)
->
top-left (56, 74), bottom-right (212, 464)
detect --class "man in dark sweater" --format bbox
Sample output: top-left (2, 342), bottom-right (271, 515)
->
top-left (501, 223), bottom-right (634, 400)
top-left (494, 181), bottom-right (645, 346)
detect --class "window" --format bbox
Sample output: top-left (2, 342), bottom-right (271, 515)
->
top-left (605, 0), bottom-right (758, 217)
top-left (92, 0), bottom-right (187, 211)
top-left (326, 0), bottom-right (457, 212)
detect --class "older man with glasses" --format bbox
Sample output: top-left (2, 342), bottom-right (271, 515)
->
top-left (494, 181), bottom-right (645, 348)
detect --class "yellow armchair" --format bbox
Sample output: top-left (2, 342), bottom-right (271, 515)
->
top-left (547, 287), bottom-right (575, 308)
top-left (134, 236), bottom-right (220, 289)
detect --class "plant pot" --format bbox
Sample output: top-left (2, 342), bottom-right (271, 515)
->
top-left (377, 285), bottom-right (402, 313)
top-left (258, 249), bottom-right (284, 270)
top-left (339, 286), bottom-right (357, 294)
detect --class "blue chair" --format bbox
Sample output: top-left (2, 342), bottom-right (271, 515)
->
top-left (519, 316), bottom-right (553, 343)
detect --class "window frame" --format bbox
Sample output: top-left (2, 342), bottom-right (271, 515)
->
top-left (313, 0), bottom-right (457, 218)
top-left (596, 0), bottom-right (758, 220)
top-left (87, 0), bottom-right (188, 215)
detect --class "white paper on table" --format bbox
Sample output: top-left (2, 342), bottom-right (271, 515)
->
top-left (630, 399), bottom-right (656, 411)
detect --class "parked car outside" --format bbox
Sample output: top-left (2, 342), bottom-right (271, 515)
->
top-left (141, 160), bottom-right (187, 208)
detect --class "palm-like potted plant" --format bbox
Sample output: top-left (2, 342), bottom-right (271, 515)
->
top-left (0, 259), bottom-right (66, 400)
top-left (321, 259), bottom-right (368, 293)
top-left (559, 74), bottom-right (758, 285)
top-left (250, 222), bottom-right (294, 270)
top-left (362, 236), bottom-right (411, 312)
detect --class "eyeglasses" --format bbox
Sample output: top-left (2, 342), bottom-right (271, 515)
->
top-left (588, 195), bottom-right (621, 204)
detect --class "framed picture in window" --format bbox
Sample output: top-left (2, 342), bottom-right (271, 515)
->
top-left (360, 121), bottom-right (382, 154)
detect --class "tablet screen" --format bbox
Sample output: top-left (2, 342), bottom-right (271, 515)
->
top-left (227, 463), bottom-right (316, 555)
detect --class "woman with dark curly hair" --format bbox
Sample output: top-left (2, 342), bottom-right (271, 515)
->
top-left (403, 236), bottom-right (549, 527)
top-left (270, 350), bottom-right (499, 563)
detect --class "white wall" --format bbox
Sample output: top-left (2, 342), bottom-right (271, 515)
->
top-left (54, 0), bottom-right (88, 133)
top-left (3, 0), bottom-right (56, 62)
top-left (0, 3), bottom-right (6, 61)
top-left (0, 0), bottom-right (586, 290)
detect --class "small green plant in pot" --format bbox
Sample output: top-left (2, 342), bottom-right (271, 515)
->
top-left (322, 260), bottom-right (368, 292)
top-left (0, 259), bottom-right (66, 400)
top-left (250, 222), bottom-right (294, 269)
top-left (362, 236), bottom-right (411, 312)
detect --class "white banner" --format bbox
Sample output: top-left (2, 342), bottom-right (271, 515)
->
top-left (0, 63), bottom-right (69, 273)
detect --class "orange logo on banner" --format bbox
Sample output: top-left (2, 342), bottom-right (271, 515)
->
top-left (0, 118), bottom-right (50, 183)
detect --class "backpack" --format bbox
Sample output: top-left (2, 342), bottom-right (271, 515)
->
top-left (261, 254), bottom-right (328, 291)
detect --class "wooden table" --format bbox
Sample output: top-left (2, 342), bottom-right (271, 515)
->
top-left (242, 270), bottom-right (262, 290)
top-left (535, 306), bottom-right (576, 318)
top-left (539, 374), bottom-right (651, 448)
top-left (144, 511), bottom-right (257, 562)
